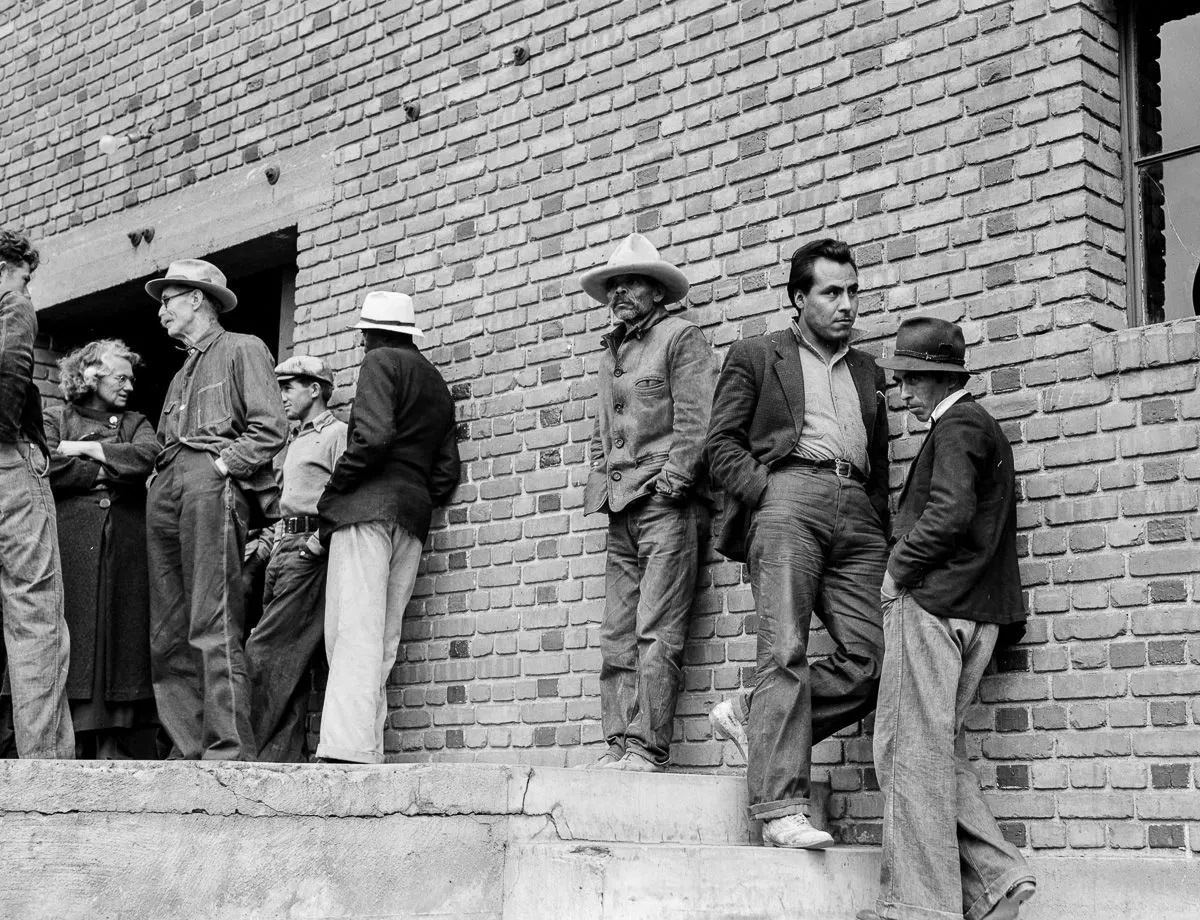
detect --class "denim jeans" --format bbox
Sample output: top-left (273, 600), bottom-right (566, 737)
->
top-left (245, 533), bottom-right (328, 762)
top-left (0, 442), bottom-right (74, 758)
top-left (600, 494), bottom-right (702, 765)
top-left (146, 449), bottom-right (255, 760)
top-left (746, 466), bottom-right (885, 820)
top-left (873, 591), bottom-right (1035, 920)
top-left (317, 521), bottom-right (423, 764)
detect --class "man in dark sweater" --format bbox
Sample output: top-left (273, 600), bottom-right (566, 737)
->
top-left (314, 292), bottom-right (459, 763)
top-left (862, 317), bottom-right (1034, 920)
top-left (0, 228), bottom-right (73, 758)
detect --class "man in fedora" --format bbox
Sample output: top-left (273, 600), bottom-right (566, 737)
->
top-left (579, 232), bottom-right (715, 772)
top-left (705, 238), bottom-right (888, 847)
top-left (245, 355), bottom-right (346, 762)
top-left (314, 291), bottom-right (459, 763)
top-left (861, 317), bottom-right (1034, 920)
top-left (144, 258), bottom-right (288, 760)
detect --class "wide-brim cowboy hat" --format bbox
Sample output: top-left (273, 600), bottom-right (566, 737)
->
top-left (350, 291), bottom-right (425, 337)
top-left (145, 259), bottom-right (238, 313)
top-left (878, 316), bottom-right (970, 375)
top-left (579, 232), bottom-right (690, 309)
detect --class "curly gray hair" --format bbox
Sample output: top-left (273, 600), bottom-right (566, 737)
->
top-left (57, 339), bottom-right (142, 404)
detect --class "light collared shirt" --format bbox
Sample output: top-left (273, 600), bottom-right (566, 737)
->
top-left (790, 321), bottom-right (869, 474)
top-left (930, 388), bottom-right (969, 423)
top-left (278, 409), bottom-right (347, 517)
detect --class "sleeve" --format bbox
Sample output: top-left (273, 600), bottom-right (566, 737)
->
top-left (218, 338), bottom-right (289, 480)
top-left (886, 413), bottom-right (986, 586)
top-left (323, 352), bottom-right (398, 494)
top-left (429, 421), bottom-right (461, 506)
top-left (654, 324), bottom-right (716, 495)
top-left (0, 292), bottom-right (37, 443)
top-left (100, 414), bottom-right (160, 484)
top-left (45, 406), bottom-right (102, 493)
top-left (704, 340), bottom-right (771, 507)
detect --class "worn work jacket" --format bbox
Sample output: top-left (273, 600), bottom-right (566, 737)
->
top-left (585, 308), bottom-right (716, 514)
top-left (0, 290), bottom-right (47, 452)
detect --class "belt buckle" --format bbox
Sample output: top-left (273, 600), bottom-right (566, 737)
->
top-left (284, 518), bottom-right (297, 534)
top-left (834, 459), bottom-right (852, 479)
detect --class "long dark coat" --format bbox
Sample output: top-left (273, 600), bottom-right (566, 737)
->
top-left (45, 404), bottom-right (159, 701)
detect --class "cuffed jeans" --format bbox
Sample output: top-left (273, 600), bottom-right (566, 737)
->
top-left (600, 494), bottom-right (702, 765)
top-left (316, 521), bottom-right (423, 764)
top-left (245, 533), bottom-right (328, 762)
top-left (0, 441), bottom-right (74, 759)
top-left (147, 449), bottom-right (255, 760)
top-left (874, 591), bottom-right (1034, 920)
top-left (746, 466), bottom-right (885, 820)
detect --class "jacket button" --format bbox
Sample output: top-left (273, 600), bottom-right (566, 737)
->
top-left (614, 403), bottom-right (624, 413)
top-left (98, 498), bottom-right (111, 509)
top-left (615, 438), bottom-right (625, 448)
top-left (611, 471), bottom-right (621, 481)
top-left (614, 368), bottom-right (623, 377)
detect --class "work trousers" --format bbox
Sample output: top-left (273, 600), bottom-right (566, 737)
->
top-left (245, 532), bottom-right (328, 762)
top-left (746, 466), bottom-right (885, 820)
top-left (146, 449), bottom-right (255, 760)
top-left (0, 441), bottom-right (74, 758)
top-left (873, 591), bottom-right (1034, 920)
top-left (316, 521), bottom-right (423, 764)
top-left (600, 494), bottom-right (703, 765)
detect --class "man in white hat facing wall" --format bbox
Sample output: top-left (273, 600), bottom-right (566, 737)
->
top-left (578, 232), bottom-right (716, 772)
top-left (314, 291), bottom-right (460, 763)
top-left (144, 258), bottom-right (288, 760)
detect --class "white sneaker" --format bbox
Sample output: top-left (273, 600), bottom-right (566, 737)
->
top-left (709, 699), bottom-right (748, 760)
top-left (762, 814), bottom-right (834, 849)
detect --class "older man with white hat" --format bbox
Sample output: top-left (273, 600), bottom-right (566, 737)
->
top-left (578, 232), bottom-right (716, 772)
top-left (144, 258), bottom-right (288, 760)
top-left (314, 291), bottom-right (460, 763)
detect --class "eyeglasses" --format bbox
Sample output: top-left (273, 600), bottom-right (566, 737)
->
top-left (101, 373), bottom-right (135, 387)
top-left (160, 290), bottom-right (195, 308)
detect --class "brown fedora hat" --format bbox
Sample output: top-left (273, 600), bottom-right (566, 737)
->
top-left (878, 316), bottom-right (969, 374)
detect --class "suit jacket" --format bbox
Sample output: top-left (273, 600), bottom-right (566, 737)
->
top-left (705, 328), bottom-right (889, 561)
top-left (888, 394), bottom-right (1024, 626)
top-left (318, 342), bottom-right (460, 544)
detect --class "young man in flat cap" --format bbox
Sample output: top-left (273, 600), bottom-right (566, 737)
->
top-left (315, 292), bottom-right (459, 764)
top-left (861, 316), bottom-right (1034, 920)
top-left (245, 355), bottom-right (346, 762)
top-left (706, 238), bottom-right (889, 848)
top-left (145, 259), bottom-right (288, 760)
top-left (579, 232), bottom-right (716, 772)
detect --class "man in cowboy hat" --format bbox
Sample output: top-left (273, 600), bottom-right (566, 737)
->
top-left (860, 316), bottom-right (1033, 920)
top-left (705, 238), bottom-right (889, 847)
top-left (314, 291), bottom-right (459, 763)
top-left (144, 258), bottom-right (288, 760)
top-left (578, 232), bottom-right (716, 772)
top-left (245, 355), bottom-right (346, 762)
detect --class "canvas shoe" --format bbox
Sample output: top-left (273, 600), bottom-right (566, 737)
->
top-left (616, 750), bottom-right (665, 772)
top-left (762, 813), bottom-right (834, 849)
top-left (709, 698), bottom-right (749, 760)
top-left (573, 751), bottom-right (622, 769)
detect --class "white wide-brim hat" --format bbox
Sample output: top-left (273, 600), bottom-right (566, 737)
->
top-left (579, 232), bottom-right (690, 310)
top-left (145, 259), bottom-right (238, 313)
top-left (351, 291), bottom-right (425, 337)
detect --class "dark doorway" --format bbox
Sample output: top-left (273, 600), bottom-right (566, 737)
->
top-left (38, 229), bottom-right (298, 426)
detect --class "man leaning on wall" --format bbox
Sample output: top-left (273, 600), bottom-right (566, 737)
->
top-left (578, 232), bottom-right (716, 773)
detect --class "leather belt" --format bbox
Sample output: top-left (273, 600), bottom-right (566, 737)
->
top-left (281, 514), bottom-right (321, 534)
top-left (778, 456), bottom-right (867, 484)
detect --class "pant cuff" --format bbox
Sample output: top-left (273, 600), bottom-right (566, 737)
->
top-left (963, 868), bottom-right (1036, 920)
top-left (315, 743), bottom-right (381, 764)
top-left (750, 797), bottom-right (809, 821)
top-left (874, 898), bottom-right (961, 920)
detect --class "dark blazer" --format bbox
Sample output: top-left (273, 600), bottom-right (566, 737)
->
top-left (318, 342), bottom-right (460, 543)
top-left (888, 394), bottom-right (1024, 626)
top-left (705, 328), bottom-right (889, 561)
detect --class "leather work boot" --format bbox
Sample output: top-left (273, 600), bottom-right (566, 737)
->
top-left (708, 698), bottom-right (748, 760)
top-left (762, 813), bottom-right (834, 849)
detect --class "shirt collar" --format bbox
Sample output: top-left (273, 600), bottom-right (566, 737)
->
top-left (297, 409), bottom-right (336, 435)
top-left (790, 320), bottom-right (848, 365)
top-left (931, 388), bottom-right (969, 422)
top-left (186, 324), bottom-right (224, 354)
top-left (600, 305), bottom-right (669, 348)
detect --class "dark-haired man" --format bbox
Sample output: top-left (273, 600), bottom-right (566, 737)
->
top-left (315, 291), bottom-right (459, 764)
top-left (0, 228), bottom-right (74, 758)
top-left (706, 239), bottom-right (888, 848)
top-left (245, 355), bottom-right (346, 762)
top-left (861, 317), bottom-right (1034, 920)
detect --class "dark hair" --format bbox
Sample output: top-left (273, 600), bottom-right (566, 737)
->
top-left (940, 371), bottom-right (971, 390)
top-left (0, 229), bottom-right (39, 271)
top-left (363, 329), bottom-right (414, 349)
top-left (786, 238), bottom-right (855, 304)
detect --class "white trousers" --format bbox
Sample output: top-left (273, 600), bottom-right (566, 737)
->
top-left (316, 521), bottom-right (423, 763)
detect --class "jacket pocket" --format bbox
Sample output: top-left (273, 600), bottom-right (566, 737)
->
top-left (193, 382), bottom-right (232, 430)
top-left (633, 375), bottom-right (666, 398)
top-left (635, 450), bottom-right (670, 467)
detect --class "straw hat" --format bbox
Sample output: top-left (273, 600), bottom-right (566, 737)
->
top-left (579, 233), bottom-right (689, 309)
top-left (350, 291), bottom-right (425, 337)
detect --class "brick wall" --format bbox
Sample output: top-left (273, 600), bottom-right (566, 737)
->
top-left (2, 0), bottom-right (1196, 855)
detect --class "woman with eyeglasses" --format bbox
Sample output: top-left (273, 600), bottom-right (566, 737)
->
top-left (40, 339), bottom-right (161, 758)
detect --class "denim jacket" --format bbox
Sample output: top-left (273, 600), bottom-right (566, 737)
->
top-left (585, 309), bottom-right (716, 514)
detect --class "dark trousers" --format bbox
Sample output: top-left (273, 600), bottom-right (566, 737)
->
top-left (746, 466), bottom-right (885, 820)
top-left (146, 450), bottom-right (255, 760)
top-left (600, 494), bottom-right (703, 765)
top-left (245, 533), bottom-right (327, 762)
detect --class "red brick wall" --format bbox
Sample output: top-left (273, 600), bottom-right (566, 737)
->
top-left (3, 0), bottom-right (1197, 855)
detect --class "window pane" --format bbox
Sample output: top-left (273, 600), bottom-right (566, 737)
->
top-left (1136, 4), bottom-right (1200, 157)
top-left (1139, 154), bottom-right (1200, 323)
